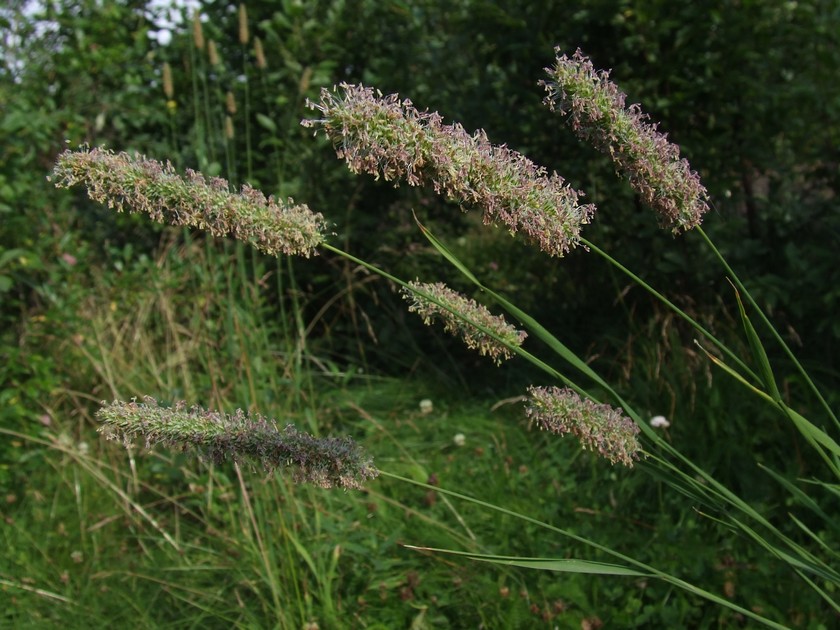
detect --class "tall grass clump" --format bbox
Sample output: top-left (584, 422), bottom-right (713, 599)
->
top-left (50, 47), bottom-right (838, 627)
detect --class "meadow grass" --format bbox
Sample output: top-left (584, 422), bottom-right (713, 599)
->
top-left (0, 245), bottom-right (621, 628)
top-left (0, 235), bottom-right (563, 627)
top-left (6, 9), bottom-right (837, 627)
top-left (3, 220), bottom-right (830, 628)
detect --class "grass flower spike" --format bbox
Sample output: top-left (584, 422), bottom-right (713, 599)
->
top-left (525, 386), bottom-right (641, 466)
top-left (97, 398), bottom-right (378, 490)
top-left (542, 49), bottom-right (709, 232)
top-left (191, 9), bottom-right (204, 50)
top-left (51, 147), bottom-right (326, 258)
top-left (254, 37), bottom-right (267, 69)
top-left (237, 3), bottom-right (249, 45)
top-left (402, 281), bottom-right (526, 365)
top-left (162, 62), bottom-right (174, 100)
top-left (303, 84), bottom-right (595, 257)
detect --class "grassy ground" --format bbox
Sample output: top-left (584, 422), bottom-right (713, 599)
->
top-left (0, 388), bottom-right (746, 629)
top-left (2, 233), bottom-right (831, 628)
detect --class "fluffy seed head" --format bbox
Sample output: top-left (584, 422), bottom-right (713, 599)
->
top-left (51, 147), bottom-right (327, 258)
top-left (162, 62), bottom-right (174, 100)
top-left (254, 37), bottom-right (267, 69)
top-left (303, 84), bottom-right (595, 257)
top-left (97, 397), bottom-right (378, 490)
top-left (525, 386), bottom-right (642, 466)
top-left (192, 10), bottom-right (204, 50)
top-left (542, 49), bottom-right (709, 232)
top-left (208, 39), bottom-right (220, 66)
top-left (238, 4), bottom-right (249, 45)
top-left (402, 281), bottom-right (526, 365)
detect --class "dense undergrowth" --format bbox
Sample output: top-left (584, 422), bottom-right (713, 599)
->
top-left (0, 244), bottom-right (823, 628)
top-left (1, 237), bottom-right (832, 627)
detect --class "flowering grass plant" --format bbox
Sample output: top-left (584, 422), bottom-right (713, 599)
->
top-left (98, 397), bottom-right (378, 489)
top-left (401, 281), bottom-right (527, 365)
top-left (52, 48), bottom-right (838, 626)
top-left (51, 147), bottom-right (327, 258)
top-left (303, 83), bottom-right (595, 257)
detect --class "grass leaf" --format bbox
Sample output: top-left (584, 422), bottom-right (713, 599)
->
top-left (730, 281), bottom-right (781, 402)
top-left (403, 545), bottom-right (648, 576)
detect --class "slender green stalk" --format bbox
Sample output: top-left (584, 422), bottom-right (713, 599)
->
top-left (582, 236), bottom-right (760, 383)
top-left (696, 227), bottom-right (840, 431)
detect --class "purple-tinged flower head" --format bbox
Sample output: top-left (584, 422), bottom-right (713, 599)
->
top-left (402, 281), bottom-right (526, 365)
top-left (542, 49), bottom-right (709, 232)
top-left (303, 84), bottom-right (596, 257)
top-left (525, 386), bottom-right (642, 467)
top-left (51, 147), bottom-right (327, 258)
top-left (97, 397), bottom-right (378, 490)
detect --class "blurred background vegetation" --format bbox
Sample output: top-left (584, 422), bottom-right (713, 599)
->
top-left (2, 0), bottom-right (839, 627)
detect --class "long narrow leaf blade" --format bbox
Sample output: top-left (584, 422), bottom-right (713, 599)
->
top-left (731, 282), bottom-right (782, 402)
top-left (403, 544), bottom-right (787, 628)
top-left (758, 464), bottom-right (839, 532)
top-left (694, 340), bottom-right (772, 401)
top-left (784, 406), bottom-right (840, 464)
top-left (403, 545), bottom-right (647, 576)
top-left (415, 216), bottom-right (482, 285)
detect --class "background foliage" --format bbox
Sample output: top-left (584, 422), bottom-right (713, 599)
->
top-left (2, 0), bottom-right (838, 627)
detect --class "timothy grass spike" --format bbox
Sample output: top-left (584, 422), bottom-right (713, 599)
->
top-left (192, 9), bottom-right (204, 50)
top-left (97, 397), bottom-right (378, 490)
top-left (525, 386), bottom-right (642, 467)
top-left (542, 48), bottom-right (709, 232)
top-left (51, 147), bottom-right (326, 258)
top-left (303, 83), bottom-right (596, 257)
top-left (402, 281), bottom-right (527, 365)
